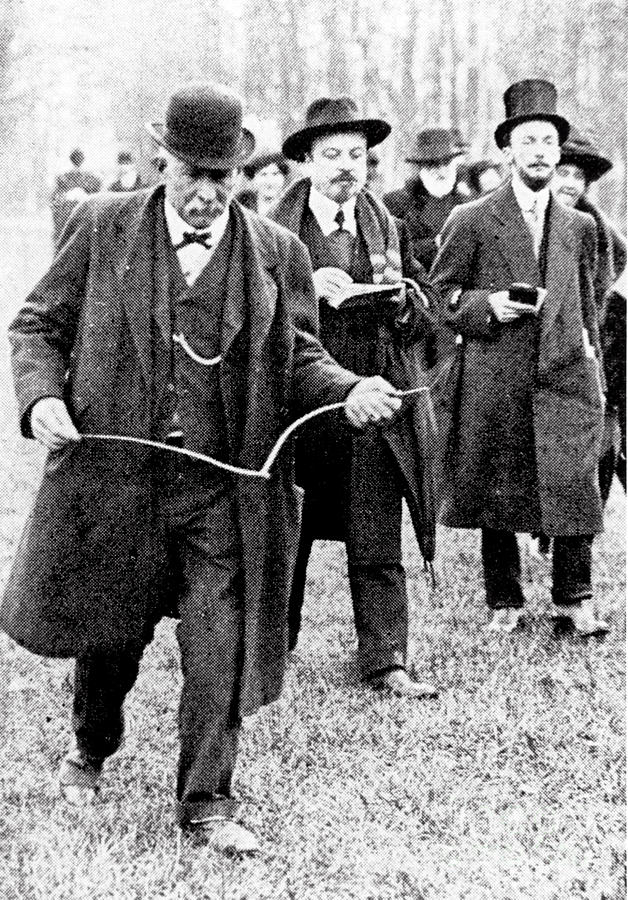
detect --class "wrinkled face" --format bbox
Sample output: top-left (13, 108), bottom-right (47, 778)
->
top-left (416, 158), bottom-right (458, 198)
top-left (252, 162), bottom-right (286, 201)
top-left (308, 131), bottom-right (367, 203)
top-left (553, 162), bottom-right (587, 207)
top-left (478, 167), bottom-right (503, 195)
top-left (163, 150), bottom-right (238, 228)
top-left (504, 120), bottom-right (561, 190)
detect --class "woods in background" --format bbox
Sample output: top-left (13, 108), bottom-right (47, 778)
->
top-left (0, 0), bottom-right (624, 223)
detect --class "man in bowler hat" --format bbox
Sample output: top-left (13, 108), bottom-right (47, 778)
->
top-left (272, 97), bottom-right (440, 698)
top-left (384, 126), bottom-right (471, 270)
top-left (2, 82), bottom-right (403, 855)
top-left (430, 79), bottom-right (609, 636)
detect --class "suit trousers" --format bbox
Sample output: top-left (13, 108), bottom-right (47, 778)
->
top-left (481, 528), bottom-right (594, 609)
top-left (290, 428), bottom-right (408, 679)
top-left (72, 458), bottom-right (243, 827)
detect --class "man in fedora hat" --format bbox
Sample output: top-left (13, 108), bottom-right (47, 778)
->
top-left (553, 126), bottom-right (627, 504)
top-left (430, 78), bottom-right (609, 636)
top-left (272, 96), bottom-right (440, 699)
top-left (2, 82), bottom-right (404, 855)
top-left (384, 126), bottom-right (471, 270)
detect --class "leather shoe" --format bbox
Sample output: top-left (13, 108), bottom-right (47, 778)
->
top-left (57, 744), bottom-right (104, 804)
top-left (486, 608), bottom-right (523, 633)
top-left (189, 819), bottom-right (260, 855)
top-left (369, 668), bottom-right (438, 699)
top-left (553, 604), bottom-right (609, 636)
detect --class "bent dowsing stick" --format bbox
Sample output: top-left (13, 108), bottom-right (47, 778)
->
top-left (82, 362), bottom-right (449, 481)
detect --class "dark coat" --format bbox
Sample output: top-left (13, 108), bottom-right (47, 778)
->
top-left (2, 186), bottom-right (360, 718)
top-left (429, 181), bottom-right (604, 536)
top-left (383, 179), bottom-right (470, 271)
top-left (271, 181), bottom-right (440, 562)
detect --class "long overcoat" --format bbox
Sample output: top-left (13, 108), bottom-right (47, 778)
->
top-left (429, 181), bottom-right (604, 536)
top-left (1, 186), bottom-right (359, 717)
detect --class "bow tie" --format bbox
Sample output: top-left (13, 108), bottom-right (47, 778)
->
top-left (174, 230), bottom-right (212, 250)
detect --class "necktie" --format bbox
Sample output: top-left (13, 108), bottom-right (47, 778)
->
top-left (174, 230), bottom-right (212, 250)
top-left (524, 199), bottom-right (542, 257)
top-left (334, 207), bottom-right (345, 231)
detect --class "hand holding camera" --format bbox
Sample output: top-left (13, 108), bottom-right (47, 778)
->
top-left (489, 283), bottom-right (546, 323)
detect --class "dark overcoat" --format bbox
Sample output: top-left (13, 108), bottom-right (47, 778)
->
top-left (429, 181), bottom-right (604, 536)
top-left (2, 186), bottom-right (359, 717)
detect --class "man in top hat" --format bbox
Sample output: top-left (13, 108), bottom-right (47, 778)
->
top-left (430, 78), bottom-right (609, 636)
top-left (50, 147), bottom-right (102, 249)
top-left (2, 82), bottom-right (403, 855)
top-left (237, 148), bottom-right (290, 216)
top-left (553, 127), bottom-right (627, 503)
top-left (108, 149), bottom-right (145, 193)
top-left (383, 126), bottom-right (471, 270)
top-left (272, 96), bottom-right (440, 698)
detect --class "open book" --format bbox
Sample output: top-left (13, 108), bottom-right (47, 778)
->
top-left (326, 281), bottom-right (404, 311)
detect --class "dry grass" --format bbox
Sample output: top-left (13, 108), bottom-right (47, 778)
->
top-left (0, 225), bottom-right (624, 899)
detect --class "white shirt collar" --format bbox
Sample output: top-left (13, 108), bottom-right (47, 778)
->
top-left (308, 185), bottom-right (357, 237)
top-left (163, 198), bottom-right (230, 250)
top-left (511, 173), bottom-right (550, 218)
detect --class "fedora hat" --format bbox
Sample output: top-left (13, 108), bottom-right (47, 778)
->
top-left (146, 82), bottom-right (255, 170)
top-left (406, 127), bottom-right (461, 164)
top-left (494, 79), bottom-right (570, 149)
top-left (559, 126), bottom-right (612, 181)
top-left (282, 96), bottom-right (390, 162)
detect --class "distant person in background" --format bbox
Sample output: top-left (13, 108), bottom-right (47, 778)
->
top-left (237, 149), bottom-right (289, 216)
top-left (366, 147), bottom-right (384, 194)
top-left (467, 158), bottom-right (505, 196)
top-left (553, 127), bottom-right (627, 504)
top-left (273, 96), bottom-right (440, 699)
top-left (108, 150), bottom-right (144, 193)
top-left (383, 127), bottom-right (470, 270)
top-left (448, 127), bottom-right (474, 199)
top-left (50, 148), bottom-right (101, 249)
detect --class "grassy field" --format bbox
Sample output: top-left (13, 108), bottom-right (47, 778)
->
top-left (0, 225), bottom-right (625, 899)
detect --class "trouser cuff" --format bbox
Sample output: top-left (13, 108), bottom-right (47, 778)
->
top-left (361, 649), bottom-right (406, 681)
top-left (178, 795), bottom-right (240, 828)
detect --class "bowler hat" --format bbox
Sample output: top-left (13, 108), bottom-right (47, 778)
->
top-left (242, 149), bottom-right (289, 180)
top-left (282, 97), bottom-right (390, 162)
top-left (494, 79), bottom-right (570, 149)
top-left (146, 82), bottom-right (255, 170)
top-left (559, 126), bottom-right (612, 181)
top-left (406, 128), bottom-right (461, 164)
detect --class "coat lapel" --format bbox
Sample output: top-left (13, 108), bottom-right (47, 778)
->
top-left (539, 197), bottom-right (574, 342)
top-left (111, 186), bottom-right (165, 390)
top-left (489, 183), bottom-right (541, 286)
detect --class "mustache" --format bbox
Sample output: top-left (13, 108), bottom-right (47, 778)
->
top-left (332, 173), bottom-right (357, 183)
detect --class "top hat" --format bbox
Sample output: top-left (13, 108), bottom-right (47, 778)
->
top-left (559, 126), bottom-right (612, 181)
top-left (282, 97), bottom-right (391, 162)
top-left (242, 148), bottom-right (290, 180)
top-left (146, 82), bottom-right (255, 170)
top-left (405, 128), bottom-right (461, 164)
top-left (494, 79), bottom-right (570, 149)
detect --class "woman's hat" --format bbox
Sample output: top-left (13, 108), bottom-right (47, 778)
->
top-left (242, 149), bottom-right (290, 180)
top-left (559, 126), bottom-right (612, 181)
top-left (146, 82), bottom-right (255, 170)
top-left (494, 79), bottom-right (570, 149)
top-left (282, 97), bottom-right (391, 162)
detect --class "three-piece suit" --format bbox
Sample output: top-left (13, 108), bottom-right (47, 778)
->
top-left (2, 185), bottom-right (360, 823)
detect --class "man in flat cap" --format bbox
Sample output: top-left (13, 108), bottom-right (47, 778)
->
top-left (430, 78), bottom-right (609, 636)
top-left (272, 96), bottom-right (440, 698)
top-left (552, 127), bottom-right (626, 503)
top-left (384, 126), bottom-right (471, 271)
top-left (2, 83), bottom-right (403, 855)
